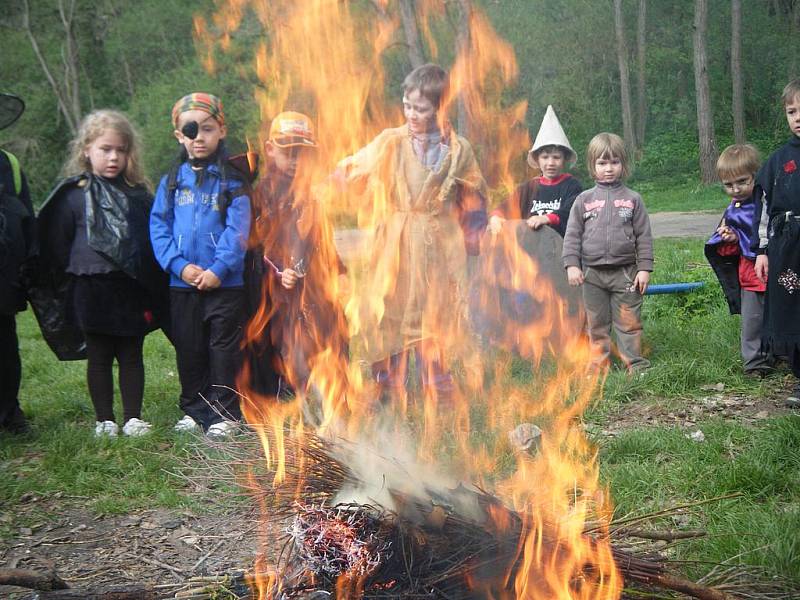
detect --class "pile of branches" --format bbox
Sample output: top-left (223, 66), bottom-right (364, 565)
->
top-left (180, 431), bottom-right (795, 600)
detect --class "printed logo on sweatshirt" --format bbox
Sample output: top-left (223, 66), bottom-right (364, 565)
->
top-left (176, 188), bottom-right (194, 206)
top-left (200, 192), bottom-right (220, 209)
top-left (529, 199), bottom-right (561, 215)
top-left (584, 199), bottom-right (605, 212)
top-left (614, 199), bottom-right (635, 209)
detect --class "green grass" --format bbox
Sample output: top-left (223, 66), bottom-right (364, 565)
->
top-left (2, 236), bottom-right (799, 587)
top-left (639, 181), bottom-right (729, 214)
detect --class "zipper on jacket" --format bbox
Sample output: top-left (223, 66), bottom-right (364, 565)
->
top-left (605, 185), bottom-right (611, 263)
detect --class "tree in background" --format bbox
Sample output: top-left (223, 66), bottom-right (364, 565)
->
top-left (20, 0), bottom-right (82, 136)
top-left (693, 0), bottom-right (719, 183)
top-left (731, 0), bottom-right (745, 144)
top-left (635, 0), bottom-right (647, 151)
top-left (613, 0), bottom-right (636, 154)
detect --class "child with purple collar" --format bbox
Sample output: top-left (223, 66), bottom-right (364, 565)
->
top-left (705, 144), bottom-right (771, 377)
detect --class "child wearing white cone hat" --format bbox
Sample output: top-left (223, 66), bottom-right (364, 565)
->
top-left (489, 105), bottom-right (582, 237)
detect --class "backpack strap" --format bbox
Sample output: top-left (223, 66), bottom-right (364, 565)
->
top-left (2, 149), bottom-right (22, 196)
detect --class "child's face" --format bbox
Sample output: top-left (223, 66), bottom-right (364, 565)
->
top-left (721, 173), bottom-right (754, 200)
top-left (174, 110), bottom-right (226, 160)
top-left (593, 155), bottom-right (623, 184)
top-left (536, 149), bottom-right (565, 179)
top-left (403, 89), bottom-right (437, 135)
top-left (267, 142), bottom-right (308, 179)
top-left (86, 129), bottom-right (128, 179)
top-left (786, 95), bottom-right (800, 138)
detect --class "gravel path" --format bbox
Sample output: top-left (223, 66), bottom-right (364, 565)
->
top-left (333, 211), bottom-right (722, 261)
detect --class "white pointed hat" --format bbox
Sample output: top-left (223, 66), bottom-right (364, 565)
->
top-left (527, 105), bottom-right (576, 168)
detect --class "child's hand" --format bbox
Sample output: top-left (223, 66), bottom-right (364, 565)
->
top-left (195, 269), bottom-right (221, 291)
top-left (526, 215), bottom-right (550, 230)
top-left (632, 270), bottom-right (650, 295)
top-left (181, 264), bottom-right (203, 286)
top-left (281, 268), bottom-right (302, 290)
top-left (755, 254), bottom-right (768, 283)
top-left (717, 225), bottom-right (738, 243)
top-left (488, 215), bottom-right (505, 235)
top-left (566, 266), bottom-right (584, 286)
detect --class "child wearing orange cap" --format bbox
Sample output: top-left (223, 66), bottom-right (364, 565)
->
top-left (150, 92), bottom-right (252, 437)
top-left (241, 111), bottom-right (348, 405)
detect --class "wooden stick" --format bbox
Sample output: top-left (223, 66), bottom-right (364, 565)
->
top-left (0, 567), bottom-right (69, 590)
top-left (34, 587), bottom-right (157, 600)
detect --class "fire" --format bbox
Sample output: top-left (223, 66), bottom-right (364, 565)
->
top-left (194, 1), bottom-right (622, 598)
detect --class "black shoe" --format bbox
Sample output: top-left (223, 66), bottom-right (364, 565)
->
top-left (0, 409), bottom-right (31, 434)
top-left (744, 368), bottom-right (772, 379)
top-left (785, 384), bottom-right (800, 409)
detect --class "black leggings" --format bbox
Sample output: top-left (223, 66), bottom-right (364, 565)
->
top-left (85, 333), bottom-right (145, 423)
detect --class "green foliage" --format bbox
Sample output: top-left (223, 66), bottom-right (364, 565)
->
top-left (2, 0), bottom-right (798, 205)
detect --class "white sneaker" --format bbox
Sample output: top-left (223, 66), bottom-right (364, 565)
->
top-left (94, 420), bottom-right (119, 437)
top-left (174, 415), bottom-right (199, 432)
top-left (206, 420), bottom-right (238, 439)
top-left (122, 418), bottom-right (152, 437)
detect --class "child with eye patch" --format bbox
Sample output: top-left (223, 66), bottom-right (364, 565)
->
top-left (149, 93), bottom-right (251, 437)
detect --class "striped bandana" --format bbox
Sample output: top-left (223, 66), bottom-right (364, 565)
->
top-left (171, 93), bottom-right (225, 128)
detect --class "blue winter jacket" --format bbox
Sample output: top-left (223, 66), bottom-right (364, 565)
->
top-left (150, 162), bottom-right (251, 288)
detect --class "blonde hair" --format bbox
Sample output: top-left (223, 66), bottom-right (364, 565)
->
top-left (586, 132), bottom-right (630, 180)
top-left (63, 109), bottom-right (149, 189)
top-left (781, 79), bottom-right (800, 107)
top-left (716, 144), bottom-right (760, 180)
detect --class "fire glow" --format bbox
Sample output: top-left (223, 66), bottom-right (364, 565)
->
top-left (195, 1), bottom-right (621, 598)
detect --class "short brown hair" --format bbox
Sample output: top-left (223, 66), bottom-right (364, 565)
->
top-left (402, 63), bottom-right (449, 110)
top-left (716, 144), bottom-right (760, 180)
top-left (586, 132), bottom-right (630, 180)
top-left (781, 79), bottom-right (800, 107)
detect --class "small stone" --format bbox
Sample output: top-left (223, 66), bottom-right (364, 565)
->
top-left (508, 423), bottom-right (543, 453)
top-left (181, 535), bottom-right (199, 546)
top-left (19, 527), bottom-right (32, 536)
top-left (686, 430), bottom-right (705, 443)
top-left (754, 410), bottom-right (769, 419)
top-left (140, 521), bottom-right (157, 530)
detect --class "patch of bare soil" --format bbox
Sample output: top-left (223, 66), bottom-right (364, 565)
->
top-left (596, 377), bottom-right (797, 438)
top-left (0, 496), bottom-right (259, 597)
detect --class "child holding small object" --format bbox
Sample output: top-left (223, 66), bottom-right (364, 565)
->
top-left (242, 111), bottom-right (348, 402)
top-left (562, 132), bottom-right (653, 373)
top-left (705, 144), bottom-right (772, 378)
top-left (489, 105), bottom-right (582, 238)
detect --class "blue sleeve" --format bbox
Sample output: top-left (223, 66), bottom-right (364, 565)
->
top-left (149, 175), bottom-right (189, 279)
top-left (208, 188), bottom-right (251, 281)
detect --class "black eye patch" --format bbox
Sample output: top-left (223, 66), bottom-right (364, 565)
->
top-left (181, 121), bottom-right (199, 140)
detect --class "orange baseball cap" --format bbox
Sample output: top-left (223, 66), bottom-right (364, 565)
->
top-left (268, 111), bottom-right (317, 148)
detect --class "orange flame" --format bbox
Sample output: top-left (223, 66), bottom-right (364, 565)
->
top-left (195, 1), bottom-right (622, 598)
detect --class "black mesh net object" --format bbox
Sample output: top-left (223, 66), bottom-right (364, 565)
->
top-left (0, 93), bottom-right (25, 130)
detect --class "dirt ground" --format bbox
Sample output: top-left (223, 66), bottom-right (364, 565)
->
top-left (1, 380), bottom-right (795, 598)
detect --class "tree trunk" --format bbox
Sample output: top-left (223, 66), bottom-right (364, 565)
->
top-left (731, 0), bottom-right (745, 143)
top-left (21, 0), bottom-right (80, 135)
top-left (398, 0), bottom-right (425, 68)
top-left (791, 0), bottom-right (800, 79)
top-left (455, 0), bottom-right (472, 138)
top-left (636, 0), bottom-right (647, 150)
top-left (614, 0), bottom-right (637, 154)
top-left (693, 0), bottom-right (719, 183)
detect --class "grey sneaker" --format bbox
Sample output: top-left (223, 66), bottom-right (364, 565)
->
top-left (94, 420), bottom-right (119, 437)
top-left (206, 420), bottom-right (238, 439)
